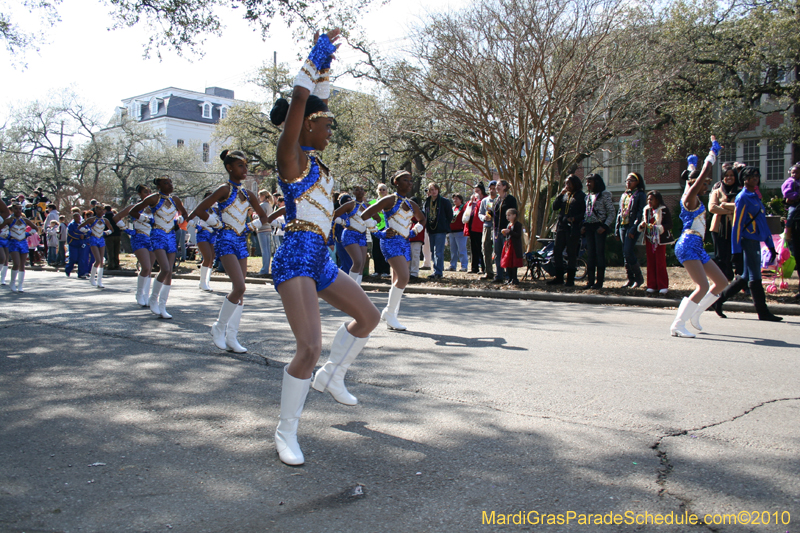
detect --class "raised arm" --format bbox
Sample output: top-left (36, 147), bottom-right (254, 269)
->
top-left (131, 193), bottom-right (159, 219)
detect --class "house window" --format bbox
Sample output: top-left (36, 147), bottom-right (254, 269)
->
top-left (202, 143), bottom-right (210, 163)
top-left (718, 144), bottom-right (737, 181)
top-left (220, 106), bottom-right (228, 119)
top-left (609, 142), bottom-right (623, 185)
top-left (626, 139), bottom-right (643, 178)
top-left (585, 150), bottom-right (607, 181)
top-left (150, 98), bottom-right (158, 116)
top-left (766, 141), bottom-right (785, 181)
top-left (177, 139), bottom-right (184, 148)
top-left (202, 103), bottom-right (211, 119)
top-left (742, 139), bottom-right (760, 169)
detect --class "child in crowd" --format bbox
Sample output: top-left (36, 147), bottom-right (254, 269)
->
top-left (638, 191), bottom-right (672, 295)
top-left (27, 225), bottom-right (41, 266)
top-left (46, 220), bottom-right (59, 265)
top-left (500, 208), bottom-right (524, 285)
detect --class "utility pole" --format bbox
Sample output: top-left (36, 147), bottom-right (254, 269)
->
top-left (273, 51), bottom-right (278, 103)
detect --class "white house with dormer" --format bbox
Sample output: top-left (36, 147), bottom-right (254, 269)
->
top-left (111, 86), bottom-right (240, 162)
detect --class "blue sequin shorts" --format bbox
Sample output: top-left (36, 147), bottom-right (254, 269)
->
top-left (130, 233), bottom-right (151, 253)
top-left (380, 234), bottom-right (411, 261)
top-left (196, 228), bottom-right (216, 245)
top-left (150, 228), bottom-right (177, 253)
top-left (272, 230), bottom-right (339, 292)
top-left (0, 237), bottom-right (8, 248)
top-left (8, 239), bottom-right (29, 254)
top-left (675, 232), bottom-right (710, 264)
top-left (214, 229), bottom-right (248, 260)
top-left (341, 229), bottom-right (367, 247)
top-left (89, 236), bottom-right (105, 248)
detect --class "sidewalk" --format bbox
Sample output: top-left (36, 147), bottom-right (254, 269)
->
top-left (32, 265), bottom-right (800, 316)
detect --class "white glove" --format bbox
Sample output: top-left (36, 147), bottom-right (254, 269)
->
top-left (116, 220), bottom-right (126, 228)
top-left (414, 223), bottom-right (424, 234)
top-left (0, 216), bottom-right (4, 225)
top-left (704, 150), bottom-right (717, 167)
top-left (334, 217), bottom-right (345, 226)
top-left (104, 229), bottom-right (112, 235)
top-left (248, 219), bottom-right (263, 231)
top-left (175, 215), bottom-right (184, 224)
top-left (366, 218), bottom-right (377, 228)
top-left (134, 212), bottom-right (147, 222)
top-left (205, 213), bottom-right (222, 229)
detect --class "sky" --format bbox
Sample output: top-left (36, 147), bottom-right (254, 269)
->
top-left (0, 0), bottom-right (465, 124)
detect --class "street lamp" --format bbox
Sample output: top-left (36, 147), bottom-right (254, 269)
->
top-left (380, 149), bottom-right (389, 183)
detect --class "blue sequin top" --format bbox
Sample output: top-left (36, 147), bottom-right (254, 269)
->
top-left (278, 147), bottom-right (334, 241)
top-left (679, 199), bottom-right (706, 235)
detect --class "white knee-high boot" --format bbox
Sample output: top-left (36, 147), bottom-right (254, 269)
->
top-left (96, 267), bottom-right (104, 288)
top-left (348, 270), bottom-right (361, 286)
top-left (312, 323), bottom-right (369, 405)
top-left (16, 271), bottom-right (25, 292)
top-left (10, 269), bottom-right (18, 291)
top-left (149, 280), bottom-right (163, 316)
top-left (356, 274), bottom-right (363, 285)
top-left (199, 266), bottom-right (212, 291)
top-left (381, 286), bottom-right (407, 330)
top-left (158, 284), bottom-right (172, 319)
top-left (225, 303), bottom-right (247, 353)
top-left (211, 298), bottom-right (238, 350)
top-left (141, 276), bottom-right (151, 306)
top-left (90, 266), bottom-right (97, 286)
top-left (0, 265), bottom-right (7, 285)
top-left (690, 291), bottom-right (719, 331)
top-left (136, 275), bottom-right (145, 304)
top-left (671, 297), bottom-right (698, 338)
top-left (275, 366), bottom-right (311, 466)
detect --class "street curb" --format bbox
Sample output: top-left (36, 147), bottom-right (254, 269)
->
top-left (32, 266), bottom-right (800, 315)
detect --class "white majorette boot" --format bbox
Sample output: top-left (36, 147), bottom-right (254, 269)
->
top-left (9, 269), bottom-right (18, 291)
top-left (16, 271), bottom-right (25, 293)
top-left (690, 291), bottom-right (719, 331)
top-left (225, 303), bottom-right (247, 353)
top-left (0, 264), bottom-right (7, 285)
top-left (211, 298), bottom-right (238, 350)
top-left (199, 266), bottom-right (212, 291)
top-left (381, 285), bottom-right (407, 331)
top-left (90, 266), bottom-right (98, 286)
top-left (671, 297), bottom-right (699, 338)
top-left (135, 275), bottom-right (145, 305)
top-left (149, 280), bottom-right (163, 316)
top-left (275, 366), bottom-right (311, 466)
top-left (96, 267), bottom-right (104, 288)
top-left (312, 323), bottom-right (369, 405)
top-left (140, 276), bottom-right (151, 306)
top-left (158, 284), bottom-right (172, 319)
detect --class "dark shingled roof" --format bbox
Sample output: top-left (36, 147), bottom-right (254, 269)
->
top-left (140, 95), bottom-right (225, 124)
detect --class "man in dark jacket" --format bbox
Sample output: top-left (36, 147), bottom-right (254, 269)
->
top-left (103, 205), bottom-right (122, 270)
top-left (491, 180), bottom-right (518, 283)
top-left (422, 182), bottom-right (452, 279)
top-left (548, 175), bottom-right (586, 286)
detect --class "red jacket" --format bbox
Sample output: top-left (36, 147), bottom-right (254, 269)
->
top-left (465, 196), bottom-right (484, 234)
top-left (450, 203), bottom-right (466, 232)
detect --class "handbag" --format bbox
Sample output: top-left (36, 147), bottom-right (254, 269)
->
top-left (461, 203), bottom-right (473, 224)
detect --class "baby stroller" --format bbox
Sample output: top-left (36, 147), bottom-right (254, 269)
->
top-left (523, 237), bottom-right (587, 281)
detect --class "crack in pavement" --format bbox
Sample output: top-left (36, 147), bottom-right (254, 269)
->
top-left (650, 397), bottom-right (800, 531)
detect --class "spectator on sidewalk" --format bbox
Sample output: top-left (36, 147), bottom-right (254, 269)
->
top-left (709, 166), bottom-right (739, 280)
top-left (615, 172), bottom-right (647, 288)
top-left (46, 220), bottom-right (59, 265)
top-left (466, 183), bottom-right (486, 274)
top-left (478, 180), bottom-right (498, 279)
top-left (422, 182), bottom-right (452, 279)
top-left (448, 193), bottom-right (469, 271)
top-left (57, 215), bottom-right (67, 266)
top-left (256, 190), bottom-right (274, 277)
top-left (500, 208), bottom-right (524, 285)
top-left (104, 205), bottom-right (122, 270)
top-left (582, 174), bottom-right (615, 289)
top-left (638, 190), bottom-right (672, 295)
top-left (409, 202), bottom-right (425, 281)
top-left (491, 180), bottom-right (517, 283)
top-left (548, 174), bottom-right (585, 287)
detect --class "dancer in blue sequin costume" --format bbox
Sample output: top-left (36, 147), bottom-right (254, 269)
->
top-left (670, 137), bottom-right (730, 338)
top-left (188, 150), bottom-right (268, 354)
top-left (113, 184), bottom-right (156, 306)
top-left (362, 170), bottom-right (426, 331)
top-left (81, 205), bottom-right (113, 288)
top-left (131, 176), bottom-right (189, 319)
top-left (192, 191), bottom-right (218, 292)
top-left (0, 202), bottom-right (37, 292)
top-left (268, 29), bottom-right (381, 466)
top-left (332, 185), bottom-right (380, 285)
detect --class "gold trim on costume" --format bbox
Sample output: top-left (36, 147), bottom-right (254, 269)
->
top-left (284, 219), bottom-right (328, 239)
top-left (279, 156), bottom-right (312, 185)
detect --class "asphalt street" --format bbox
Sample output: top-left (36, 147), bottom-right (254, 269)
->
top-left (1, 271), bottom-right (798, 533)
